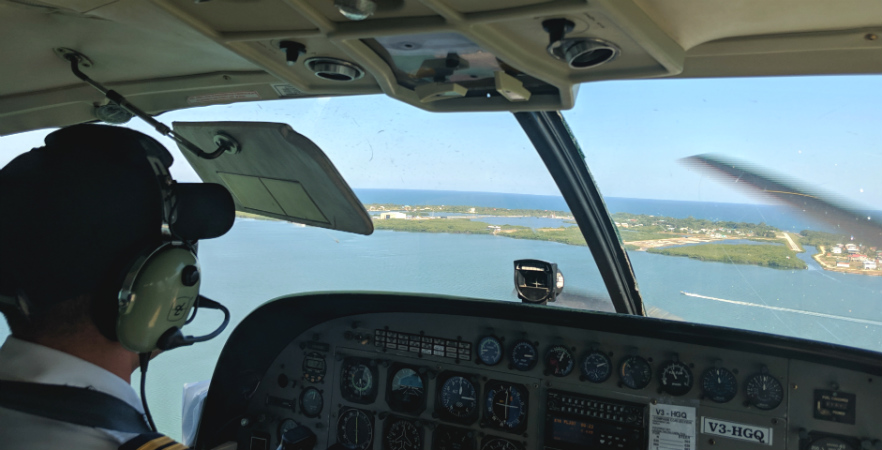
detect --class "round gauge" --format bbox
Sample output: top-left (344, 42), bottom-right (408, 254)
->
top-left (384, 417), bottom-right (422, 450)
top-left (278, 418), bottom-right (297, 443)
top-left (438, 374), bottom-right (479, 421)
top-left (744, 372), bottom-right (784, 410)
top-left (619, 356), bottom-right (652, 390)
top-left (477, 336), bottom-right (503, 366)
top-left (509, 340), bottom-right (538, 371)
top-left (337, 408), bottom-right (373, 450)
top-left (484, 381), bottom-right (528, 432)
top-left (341, 359), bottom-right (377, 404)
top-left (544, 345), bottom-right (574, 377)
top-left (299, 387), bottom-right (323, 418)
top-left (480, 437), bottom-right (522, 450)
top-left (580, 351), bottom-right (612, 383)
top-left (388, 366), bottom-right (426, 413)
top-left (433, 425), bottom-right (475, 450)
top-left (807, 437), bottom-right (856, 450)
top-left (302, 352), bottom-right (326, 383)
top-left (700, 368), bottom-right (738, 403)
top-left (658, 360), bottom-right (693, 396)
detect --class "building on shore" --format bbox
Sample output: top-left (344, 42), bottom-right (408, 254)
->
top-left (865, 260), bottom-right (878, 270)
top-left (376, 212), bottom-right (407, 220)
top-left (837, 262), bottom-right (851, 269)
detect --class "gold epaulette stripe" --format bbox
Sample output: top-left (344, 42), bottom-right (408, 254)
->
top-left (136, 436), bottom-right (173, 450)
top-left (160, 443), bottom-right (189, 450)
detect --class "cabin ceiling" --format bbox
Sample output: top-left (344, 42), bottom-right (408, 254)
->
top-left (1, 0), bottom-right (880, 135)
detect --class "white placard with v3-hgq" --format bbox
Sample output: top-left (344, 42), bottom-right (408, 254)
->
top-left (701, 417), bottom-right (773, 446)
top-left (649, 404), bottom-right (696, 450)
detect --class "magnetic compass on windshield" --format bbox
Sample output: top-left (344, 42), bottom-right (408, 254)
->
top-left (384, 416), bottom-right (423, 450)
top-left (387, 364), bottom-right (427, 414)
top-left (341, 358), bottom-right (378, 404)
top-left (437, 372), bottom-right (480, 424)
top-left (483, 380), bottom-right (528, 433)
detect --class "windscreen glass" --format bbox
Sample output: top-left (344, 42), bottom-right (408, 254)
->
top-left (0, 95), bottom-right (610, 438)
top-left (565, 75), bottom-right (882, 351)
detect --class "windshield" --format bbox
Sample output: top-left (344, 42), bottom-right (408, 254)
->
top-left (1, 75), bottom-right (880, 440)
top-left (566, 75), bottom-right (882, 349)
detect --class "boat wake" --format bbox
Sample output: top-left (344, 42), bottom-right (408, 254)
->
top-left (681, 291), bottom-right (882, 327)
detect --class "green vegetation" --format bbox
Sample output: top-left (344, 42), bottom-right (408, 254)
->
top-left (799, 230), bottom-right (847, 248)
top-left (611, 213), bottom-right (778, 238)
top-left (373, 219), bottom-right (496, 235)
top-left (648, 244), bottom-right (806, 270)
top-left (504, 226), bottom-right (587, 246)
top-left (373, 219), bottom-right (588, 246)
top-left (365, 203), bottom-right (570, 218)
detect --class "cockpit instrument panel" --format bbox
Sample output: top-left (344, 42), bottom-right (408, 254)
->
top-left (203, 294), bottom-right (882, 450)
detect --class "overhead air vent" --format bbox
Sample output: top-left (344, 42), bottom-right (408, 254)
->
top-left (304, 57), bottom-right (365, 82)
top-left (551, 38), bottom-right (620, 69)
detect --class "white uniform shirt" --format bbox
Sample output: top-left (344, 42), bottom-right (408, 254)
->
top-left (0, 336), bottom-right (144, 450)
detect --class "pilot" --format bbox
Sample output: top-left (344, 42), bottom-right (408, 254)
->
top-left (0, 125), bottom-right (234, 449)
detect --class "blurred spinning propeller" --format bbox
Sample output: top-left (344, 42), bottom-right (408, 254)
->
top-left (683, 154), bottom-right (882, 246)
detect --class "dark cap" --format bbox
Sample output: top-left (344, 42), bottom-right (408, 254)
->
top-left (0, 124), bottom-right (234, 310)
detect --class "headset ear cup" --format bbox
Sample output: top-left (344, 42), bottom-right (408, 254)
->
top-left (116, 245), bottom-right (200, 353)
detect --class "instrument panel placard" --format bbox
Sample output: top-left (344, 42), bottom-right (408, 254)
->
top-left (649, 404), bottom-right (695, 450)
top-left (700, 417), bottom-right (772, 446)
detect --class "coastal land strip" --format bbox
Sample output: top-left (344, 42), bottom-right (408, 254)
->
top-left (237, 206), bottom-right (880, 276)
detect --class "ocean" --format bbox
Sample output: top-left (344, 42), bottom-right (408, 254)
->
top-left (2, 191), bottom-right (880, 440)
top-left (355, 189), bottom-right (863, 233)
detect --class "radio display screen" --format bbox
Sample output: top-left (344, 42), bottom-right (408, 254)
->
top-left (549, 417), bottom-right (597, 446)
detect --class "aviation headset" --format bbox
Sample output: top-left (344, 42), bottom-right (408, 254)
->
top-left (112, 138), bottom-right (231, 354)
top-left (0, 125), bottom-right (233, 354)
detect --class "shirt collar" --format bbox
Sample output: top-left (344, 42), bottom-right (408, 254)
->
top-left (0, 336), bottom-right (144, 413)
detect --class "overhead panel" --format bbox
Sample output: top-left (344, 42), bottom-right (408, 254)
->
top-left (305, 0), bottom-right (439, 22)
top-left (364, 32), bottom-right (558, 103)
top-left (442, 0), bottom-right (553, 14)
top-left (166, 0), bottom-right (317, 32)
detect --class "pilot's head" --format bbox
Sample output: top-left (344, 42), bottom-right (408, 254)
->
top-left (0, 124), bottom-right (233, 350)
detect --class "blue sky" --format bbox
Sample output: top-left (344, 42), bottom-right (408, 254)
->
top-left (1, 75), bottom-right (879, 207)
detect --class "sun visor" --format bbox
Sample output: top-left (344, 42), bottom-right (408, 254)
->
top-left (172, 122), bottom-right (373, 235)
top-left (172, 183), bottom-right (235, 240)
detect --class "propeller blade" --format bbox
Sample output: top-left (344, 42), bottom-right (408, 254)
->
top-left (683, 154), bottom-right (882, 246)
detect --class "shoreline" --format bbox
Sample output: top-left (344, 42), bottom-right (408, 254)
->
top-left (811, 246), bottom-right (882, 277)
